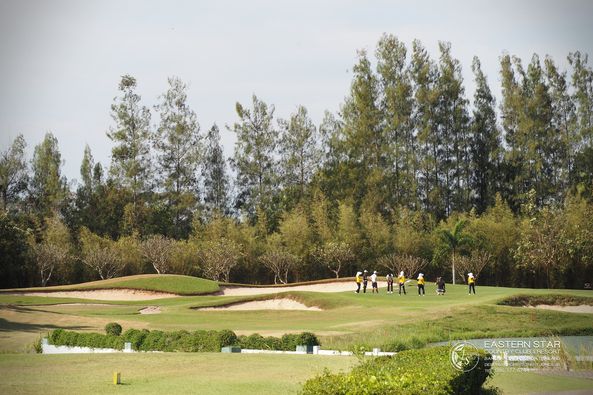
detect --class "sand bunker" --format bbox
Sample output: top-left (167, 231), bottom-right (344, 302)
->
top-left (531, 305), bottom-right (593, 314)
top-left (220, 281), bottom-right (373, 296)
top-left (7, 289), bottom-right (178, 301)
top-left (138, 306), bottom-right (161, 314)
top-left (199, 298), bottom-right (322, 311)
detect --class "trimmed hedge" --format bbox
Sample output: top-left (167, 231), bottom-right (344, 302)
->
top-left (48, 328), bottom-right (318, 353)
top-left (49, 329), bottom-right (124, 350)
top-left (49, 328), bottom-right (237, 352)
top-left (238, 332), bottom-right (320, 351)
top-left (301, 346), bottom-right (492, 395)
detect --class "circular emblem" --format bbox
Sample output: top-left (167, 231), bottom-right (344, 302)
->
top-left (450, 342), bottom-right (480, 372)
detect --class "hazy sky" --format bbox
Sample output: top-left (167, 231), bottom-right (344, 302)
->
top-left (1, 0), bottom-right (592, 184)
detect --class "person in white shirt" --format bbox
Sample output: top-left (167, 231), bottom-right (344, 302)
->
top-left (371, 271), bottom-right (379, 293)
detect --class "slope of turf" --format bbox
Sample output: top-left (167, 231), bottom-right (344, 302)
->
top-left (0, 274), bottom-right (219, 296)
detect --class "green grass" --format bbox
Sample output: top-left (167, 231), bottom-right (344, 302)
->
top-left (0, 353), bottom-right (356, 395)
top-left (486, 370), bottom-right (593, 394)
top-left (0, 274), bottom-right (220, 295)
top-left (2, 283), bottom-right (593, 353)
top-left (1, 280), bottom-right (593, 393)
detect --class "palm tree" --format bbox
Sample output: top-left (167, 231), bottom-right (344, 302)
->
top-left (439, 219), bottom-right (473, 284)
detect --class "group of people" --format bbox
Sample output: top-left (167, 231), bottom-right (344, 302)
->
top-left (354, 271), bottom-right (477, 295)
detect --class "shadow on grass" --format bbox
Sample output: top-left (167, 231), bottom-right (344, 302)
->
top-left (0, 317), bottom-right (93, 333)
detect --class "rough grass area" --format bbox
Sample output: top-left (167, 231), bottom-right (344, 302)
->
top-left (497, 294), bottom-right (593, 307)
top-left (0, 274), bottom-right (220, 296)
top-left (322, 304), bottom-right (593, 352)
top-left (0, 353), bottom-right (356, 395)
top-left (485, 371), bottom-right (593, 395)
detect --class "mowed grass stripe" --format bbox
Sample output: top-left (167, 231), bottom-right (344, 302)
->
top-left (0, 274), bottom-right (220, 295)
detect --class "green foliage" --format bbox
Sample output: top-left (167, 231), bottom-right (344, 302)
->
top-left (0, 214), bottom-right (32, 288)
top-left (301, 347), bottom-right (492, 395)
top-left (122, 328), bottom-right (149, 349)
top-left (104, 322), bottom-right (122, 336)
top-left (238, 332), bottom-right (320, 351)
top-left (49, 329), bottom-right (124, 350)
top-left (51, 328), bottom-right (238, 352)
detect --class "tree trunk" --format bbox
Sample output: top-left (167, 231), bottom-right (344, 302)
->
top-left (452, 251), bottom-right (456, 285)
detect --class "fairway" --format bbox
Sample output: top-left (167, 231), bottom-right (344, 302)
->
top-left (2, 279), bottom-right (593, 352)
top-left (1, 277), bottom-right (593, 394)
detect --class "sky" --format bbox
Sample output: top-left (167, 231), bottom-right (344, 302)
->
top-left (1, 0), bottom-right (592, 185)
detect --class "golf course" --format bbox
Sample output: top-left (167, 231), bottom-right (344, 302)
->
top-left (1, 274), bottom-right (592, 394)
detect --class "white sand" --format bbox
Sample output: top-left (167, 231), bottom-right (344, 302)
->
top-left (199, 298), bottom-right (322, 311)
top-left (138, 306), bottom-right (161, 314)
top-left (8, 289), bottom-right (178, 301)
top-left (220, 281), bottom-right (379, 296)
top-left (531, 304), bottom-right (593, 314)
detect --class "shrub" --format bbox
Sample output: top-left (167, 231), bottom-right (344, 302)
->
top-left (122, 328), bottom-right (149, 350)
top-left (218, 329), bottom-right (238, 347)
top-left (301, 346), bottom-right (492, 395)
top-left (105, 322), bottom-right (123, 336)
top-left (239, 333), bottom-right (267, 349)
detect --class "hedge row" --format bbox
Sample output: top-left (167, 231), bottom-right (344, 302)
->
top-left (49, 329), bottom-right (125, 350)
top-left (48, 328), bottom-right (320, 352)
top-left (301, 346), bottom-right (492, 395)
top-left (237, 332), bottom-right (320, 350)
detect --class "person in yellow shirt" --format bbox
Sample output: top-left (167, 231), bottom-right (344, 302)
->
top-left (417, 273), bottom-right (425, 296)
top-left (467, 272), bottom-right (476, 295)
top-left (355, 271), bottom-right (362, 293)
top-left (397, 271), bottom-right (407, 295)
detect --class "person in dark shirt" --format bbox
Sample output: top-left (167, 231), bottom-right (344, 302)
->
top-left (362, 270), bottom-right (369, 293)
top-left (436, 277), bottom-right (446, 295)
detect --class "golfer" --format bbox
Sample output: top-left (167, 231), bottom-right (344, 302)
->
top-left (468, 273), bottom-right (476, 294)
top-left (355, 271), bottom-right (362, 293)
top-left (386, 273), bottom-right (394, 294)
top-left (417, 273), bottom-right (425, 295)
top-left (370, 271), bottom-right (379, 293)
top-left (397, 271), bottom-right (407, 295)
top-left (436, 277), bottom-right (446, 295)
top-left (362, 270), bottom-right (369, 293)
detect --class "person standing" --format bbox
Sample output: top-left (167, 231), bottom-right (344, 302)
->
top-left (370, 271), bottom-right (379, 293)
top-left (468, 273), bottom-right (476, 295)
top-left (417, 273), bottom-right (425, 296)
top-left (397, 271), bottom-right (407, 295)
top-left (355, 271), bottom-right (362, 293)
top-left (362, 270), bottom-right (369, 293)
top-left (386, 273), bottom-right (394, 294)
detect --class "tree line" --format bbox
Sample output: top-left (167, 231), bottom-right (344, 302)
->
top-left (1, 34), bottom-right (592, 289)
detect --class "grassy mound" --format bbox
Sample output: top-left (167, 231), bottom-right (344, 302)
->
top-left (1, 274), bottom-right (219, 295)
top-left (498, 294), bottom-right (593, 307)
